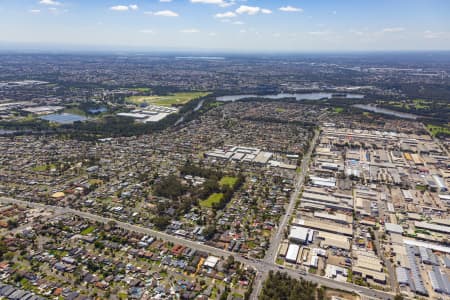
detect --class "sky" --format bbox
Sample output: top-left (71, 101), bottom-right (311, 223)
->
top-left (1, 0), bottom-right (450, 52)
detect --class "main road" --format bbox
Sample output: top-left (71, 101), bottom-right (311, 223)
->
top-left (0, 173), bottom-right (394, 300)
top-left (249, 129), bottom-right (320, 299)
top-left (265, 128), bottom-right (320, 264)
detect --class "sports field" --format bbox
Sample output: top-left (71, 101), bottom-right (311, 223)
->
top-left (126, 92), bottom-right (209, 107)
top-left (200, 193), bottom-right (224, 208)
top-left (219, 176), bottom-right (238, 188)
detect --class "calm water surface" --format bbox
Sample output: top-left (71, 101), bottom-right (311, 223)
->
top-left (40, 113), bottom-right (88, 124)
top-left (216, 92), bottom-right (364, 102)
top-left (353, 104), bottom-right (419, 120)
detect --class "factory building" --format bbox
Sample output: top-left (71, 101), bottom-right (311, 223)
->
top-left (288, 226), bottom-right (310, 244)
top-left (285, 244), bottom-right (300, 263)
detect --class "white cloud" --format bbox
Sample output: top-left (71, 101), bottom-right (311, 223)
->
top-left (232, 21), bottom-right (244, 25)
top-left (349, 29), bottom-right (364, 36)
top-left (190, 0), bottom-right (234, 7)
top-left (209, 32), bottom-right (217, 36)
top-left (110, 4), bottom-right (138, 11)
top-left (39, 0), bottom-right (60, 5)
top-left (279, 6), bottom-right (303, 12)
top-left (29, 9), bottom-right (41, 13)
top-left (423, 30), bottom-right (448, 39)
top-left (308, 30), bottom-right (330, 36)
top-left (110, 5), bottom-right (130, 11)
top-left (382, 27), bottom-right (405, 33)
top-left (180, 28), bottom-right (200, 33)
top-left (191, 0), bottom-right (222, 3)
top-left (151, 10), bottom-right (179, 17)
top-left (236, 5), bottom-right (271, 15)
top-left (160, 0), bottom-right (172, 2)
top-left (215, 11), bottom-right (236, 18)
top-left (139, 29), bottom-right (155, 34)
top-left (47, 7), bottom-right (68, 15)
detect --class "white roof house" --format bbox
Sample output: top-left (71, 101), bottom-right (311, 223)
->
top-left (203, 256), bottom-right (220, 268)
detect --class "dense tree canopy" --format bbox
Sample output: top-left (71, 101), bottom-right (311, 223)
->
top-left (259, 271), bottom-right (320, 300)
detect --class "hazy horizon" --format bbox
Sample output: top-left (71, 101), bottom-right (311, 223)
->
top-left (1, 0), bottom-right (449, 52)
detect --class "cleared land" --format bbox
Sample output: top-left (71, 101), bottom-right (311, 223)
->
top-left (126, 92), bottom-right (210, 107)
top-left (200, 193), bottom-right (224, 208)
top-left (219, 176), bottom-right (238, 188)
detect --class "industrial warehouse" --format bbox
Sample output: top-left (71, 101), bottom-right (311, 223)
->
top-left (275, 125), bottom-right (450, 298)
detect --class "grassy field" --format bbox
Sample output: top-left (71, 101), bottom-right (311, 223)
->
top-left (333, 107), bottom-right (344, 113)
top-left (219, 176), bottom-right (238, 188)
top-left (126, 92), bottom-right (210, 107)
top-left (207, 101), bottom-right (223, 108)
top-left (32, 163), bottom-right (56, 172)
top-left (427, 124), bottom-right (450, 137)
top-left (81, 226), bottom-right (95, 235)
top-left (200, 193), bottom-right (224, 208)
top-left (412, 99), bottom-right (430, 109)
top-left (131, 87), bottom-right (151, 93)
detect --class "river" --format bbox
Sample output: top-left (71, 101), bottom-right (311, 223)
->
top-left (353, 104), bottom-right (419, 120)
top-left (216, 92), bottom-right (364, 102)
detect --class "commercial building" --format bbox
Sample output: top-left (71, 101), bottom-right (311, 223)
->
top-left (414, 221), bottom-right (450, 234)
top-left (352, 266), bottom-right (386, 284)
top-left (396, 267), bottom-right (410, 286)
top-left (309, 175), bottom-right (336, 188)
top-left (405, 245), bottom-right (428, 296)
top-left (317, 231), bottom-right (350, 250)
top-left (278, 242), bottom-right (288, 257)
top-left (428, 266), bottom-right (450, 295)
top-left (300, 191), bottom-right (353, 211)
top-left (432, 174), bottom-right (448, 192)
top-left (285, 244), bottom-right (300, 263)
top-left (117, 105), bottom-right (178, 123)
top-left (313, 211), bottom-right (352, 225)
top-left (288, 226), bottom-right (310, 244)
top-left (293, 218), bottom-right (353, 237)
top-left (385, 223), bottom-right (404, 235)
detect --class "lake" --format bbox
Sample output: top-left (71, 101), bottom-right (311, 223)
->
top-left (353, 104), bottom-right (419, 120)
top-left (88, 107), bottom-right (107, 114)
top-left (40, 113), bottom-right (88, 124)
top-left (216, 92), bottom-right (364, 102)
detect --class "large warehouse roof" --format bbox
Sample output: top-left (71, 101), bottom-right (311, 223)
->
top-left (289, 226), bottom-right (309, 243)
top-left (286, 244), bottom-right (300, 262)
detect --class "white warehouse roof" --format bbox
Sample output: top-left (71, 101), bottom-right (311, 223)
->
top-left (286, 244), bottom-right (300, 262)
top-left (385, 223), bottom-right (404, 234)
top-left (289, 226), bottom-right (309, 243)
